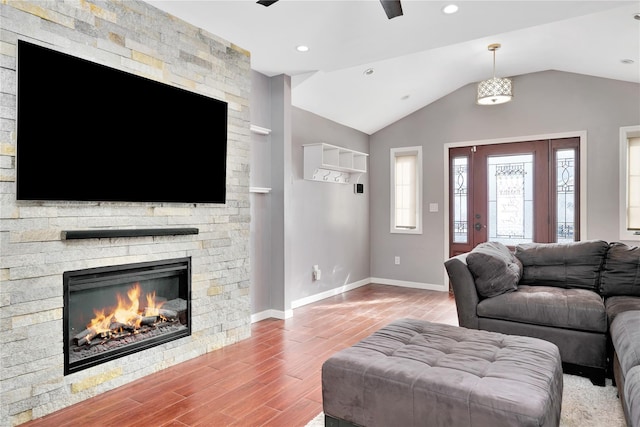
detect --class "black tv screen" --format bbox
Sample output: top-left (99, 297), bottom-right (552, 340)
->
top-left (17, 40), bottom-right (228, 204)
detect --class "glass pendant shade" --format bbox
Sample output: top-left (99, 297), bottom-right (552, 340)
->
top-left (477, 43), bottom-right (513, 105)
top-left (477, 77), bottom-right (513, 105)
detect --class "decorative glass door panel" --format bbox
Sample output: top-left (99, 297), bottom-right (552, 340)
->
top-left (488, 154), bottom-right (534, 246)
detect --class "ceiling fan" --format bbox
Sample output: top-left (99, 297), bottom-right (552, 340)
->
top-left (256, 0), bottom-right (403, 20)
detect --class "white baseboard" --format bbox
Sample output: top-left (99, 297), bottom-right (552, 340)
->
top-left (250, 277), bottom-right (446, 323)
top-left (369, 277), bottom-right (448, 292)
top-left (250, 308), bottom-right (292, 323)
top-left (291, 278), bottom-right (370, 310)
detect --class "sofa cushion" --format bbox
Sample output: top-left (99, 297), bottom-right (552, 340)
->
top-left (611, 310), bottom-right (640, 375)
top-left (466, 241), bottom-right (522, 298)
top-left (624, 365), bottom-right (640, 427)
top-left (605, 296), bottom-right (640, 325)
top-left (600, 242), bottom-right (640, 297)
top-left (477, 285), bottom-right (607, 333)
top-left (515, 240), bottom-right (608, 291)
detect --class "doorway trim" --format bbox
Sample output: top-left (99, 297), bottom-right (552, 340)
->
top-left (442, 130), bottom-right (588, 286)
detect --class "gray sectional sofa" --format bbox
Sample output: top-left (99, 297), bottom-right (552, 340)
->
top-left (444, 240), bottom-right (640, 426)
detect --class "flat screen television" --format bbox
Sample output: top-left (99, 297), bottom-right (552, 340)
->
top-left (17, 40), bottom-right (228, 204)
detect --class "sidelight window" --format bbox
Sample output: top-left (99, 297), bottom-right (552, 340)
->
top-left (452, 156), bottom-right (468, 243)
top-left (554, 149), bottom-right (576, 242)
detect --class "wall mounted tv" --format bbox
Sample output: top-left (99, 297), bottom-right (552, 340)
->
top-left (17, 40), bottom-right (228, 204)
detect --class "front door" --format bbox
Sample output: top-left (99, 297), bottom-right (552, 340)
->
top-left (449, 138), bottom-right (580, 257)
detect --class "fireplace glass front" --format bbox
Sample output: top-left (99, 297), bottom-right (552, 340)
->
top-left (64, 257), bottom-right (191, 375)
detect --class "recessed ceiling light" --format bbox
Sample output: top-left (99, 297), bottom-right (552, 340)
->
top-left (442, 4), bottom-right (459, 14)
top-left (363, 68), bottom-right (374, 76)
top-left (296, 45), bottom-right (309, 52)
top-left (621, 59), bottom-right (635, 64)
top-left (634, 13), bottom-right (640, 20)
top-left (401, 95), bottom-right (410, 100)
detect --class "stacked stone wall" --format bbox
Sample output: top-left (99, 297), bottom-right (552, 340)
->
top-left (0, 1), bottom-right (252, 425)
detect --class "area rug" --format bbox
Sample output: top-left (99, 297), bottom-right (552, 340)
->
top-left (306, 374), bottom-right (626, 426)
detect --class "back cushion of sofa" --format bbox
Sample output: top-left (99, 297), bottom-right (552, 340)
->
top-left (515, 240), bottom-right (608, 291)
top-left (466, 241), bottom-right (522, 298)
top-left (600, 242), bottom-right (640, 297)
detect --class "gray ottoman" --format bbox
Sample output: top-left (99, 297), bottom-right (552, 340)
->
top-left (322, 318), bottom-right (562, 427)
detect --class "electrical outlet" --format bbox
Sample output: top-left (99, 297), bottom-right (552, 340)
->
top-left (394, 256), bottom-right (400, 265)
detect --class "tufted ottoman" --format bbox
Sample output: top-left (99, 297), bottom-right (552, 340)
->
top-left (322, 318), bottom-right (562, 427)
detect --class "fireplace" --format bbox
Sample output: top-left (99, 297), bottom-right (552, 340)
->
top-left (64, 258), bottom-right (191, 375)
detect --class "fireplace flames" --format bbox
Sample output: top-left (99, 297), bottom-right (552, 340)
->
top-left (74, 283), bottom-right (178, 347)
top-left (65, 258), bottom-right (190, 375)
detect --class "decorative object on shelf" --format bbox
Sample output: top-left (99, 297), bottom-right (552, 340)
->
top-left (477, 43), bottom-right (513, 105)
top-left (303, 143), bottom-right (368, 184)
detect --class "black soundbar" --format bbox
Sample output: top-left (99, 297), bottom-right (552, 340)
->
top-left (62, 228), bottom-right (199, 240)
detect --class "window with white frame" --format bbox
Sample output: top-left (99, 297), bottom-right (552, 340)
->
top-left (620, 126), bottom-right (640, 241)
top-left (390, 147), bottom-right (422, 234)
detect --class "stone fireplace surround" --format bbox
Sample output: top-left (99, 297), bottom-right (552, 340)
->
top-left (0, 2), bottom-right (252, 426)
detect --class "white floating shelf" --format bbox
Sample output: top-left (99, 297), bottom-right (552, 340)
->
top-left (250, 187), bottom-right (272, 193)
top-left (303, 143), bottom-right (368, 184)
top-left (250, 124), bottom-right (271, 135)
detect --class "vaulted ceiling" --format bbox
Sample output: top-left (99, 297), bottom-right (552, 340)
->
top-left (148, 1), bottom-right (640, 135)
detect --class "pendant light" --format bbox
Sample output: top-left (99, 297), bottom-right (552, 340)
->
top-left (477, 43), bottom-right (513, 105)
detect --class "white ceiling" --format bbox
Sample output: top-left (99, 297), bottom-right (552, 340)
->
top-left (147, 0), bottom-right (640, 135)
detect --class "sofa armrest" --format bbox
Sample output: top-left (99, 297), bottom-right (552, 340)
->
top-left (445, 255), bottom-right (480, 329)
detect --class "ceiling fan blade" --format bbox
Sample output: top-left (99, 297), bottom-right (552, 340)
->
top-left (257, 0), bottom-right (279, 6)
top-left (379, 0), bottom-right (403, 19)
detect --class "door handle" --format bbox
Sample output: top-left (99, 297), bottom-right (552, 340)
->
top-left (474, 222), bottom-right (485, 231)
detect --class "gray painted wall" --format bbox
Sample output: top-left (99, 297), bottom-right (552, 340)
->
top-left (270, 74), bottom-right (293, 312)
top-left (290, 107), bottom-right (371, 302)
top-left (249, 72), bottom-right (371, 315)
top-left (369, 70), bottom-right (640, 288)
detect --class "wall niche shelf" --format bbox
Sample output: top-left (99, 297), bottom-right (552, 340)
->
top-left (303, 143), bottom-right (368, 184)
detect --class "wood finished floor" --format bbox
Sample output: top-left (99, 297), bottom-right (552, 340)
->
top-left (24, 284), bottom-right (458, 427)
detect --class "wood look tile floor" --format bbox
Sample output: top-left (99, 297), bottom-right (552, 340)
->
top-left (24, 284), bottom-right (458, 427)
